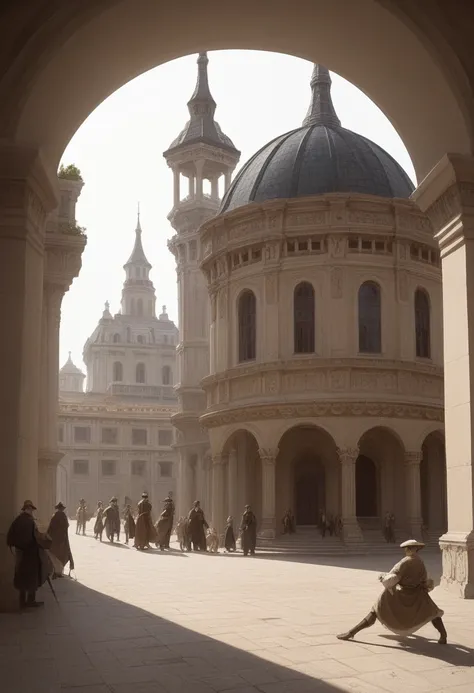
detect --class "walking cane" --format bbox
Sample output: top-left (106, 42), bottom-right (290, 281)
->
top-left (47, 575), bottom-right (59, 605)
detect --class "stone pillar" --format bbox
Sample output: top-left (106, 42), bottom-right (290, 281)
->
top-left (259, 448), bottom-right (277, 538)
top-left (413, 153), bottom-right (474, 598)
top-left (173, 169), bottom-right (180, 207)
top-left (227, 448), bottom-right (238, 523)
top-left (406, 451), bottom-right (423, 539)
top-left (211, 453), bottom-right (225, 532)
top-left (0, 144), bottom-right (57, 610)
top-left (338, 448), bottom-right (363, 543)
top-left (177, 450), bottom-right (192, 518)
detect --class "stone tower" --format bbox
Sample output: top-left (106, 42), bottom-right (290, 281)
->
top-left (164, 52), bottom-right (240, 517)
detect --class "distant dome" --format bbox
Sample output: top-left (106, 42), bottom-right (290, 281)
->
top-left (60, 352), bottom-right (84, 376)
top-left (220, 65), bottom-right (413, 215)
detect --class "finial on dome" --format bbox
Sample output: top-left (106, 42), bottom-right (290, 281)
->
top-left (68, 351), bottom-right (72, 361)
top-left (162, 304), bottom-right (166, 313)
top-left (302, 63), bottom-right (341, 128)
top-left (136, 202), bottom-right (142, 233)
top-left (105, 300), bottom-right (110, 311)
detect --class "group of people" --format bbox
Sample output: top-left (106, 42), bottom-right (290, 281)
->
top-left (5, 498), bottom-right (449, 649)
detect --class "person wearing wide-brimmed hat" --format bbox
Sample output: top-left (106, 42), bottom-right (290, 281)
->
top-left (6, 501), bottom-right (53, 609)
top-left (337, 539), bottom-right (447, 644)
top-left (47, 502), bottom-right (74, 578)
top-left (103, 497), bottom-right (121, 543)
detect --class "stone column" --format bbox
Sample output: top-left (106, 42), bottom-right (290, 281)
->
top-left (173, 169), bottom-right (180, 207)
top-left (406, 451), bottom-right (423, 539)
top-left (0, 144), bottom-right (57, 610)
top-left (211, 453), bottom-right (225, 532)
top-left (259, 448), bottom-right (278, 538)
top-left (338, 448), bottom-right (363, 543)
top-left (177, 450), bottom-right (191, 519)
top-left (227, 448), bottom-right (238, 523)
top-left (413, 153), bottom-right (474, 598)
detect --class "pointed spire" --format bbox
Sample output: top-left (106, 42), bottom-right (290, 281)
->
top-left (302, 64), bottom-right (341, 128)
top-left (164, 52), bottom-right (239, 154)
top-left (136, 202), bottom-right (141, 232)
top-left (67, 351), bottom-right (72, 362)
top-left (125, 208), bottom-right (151, 268)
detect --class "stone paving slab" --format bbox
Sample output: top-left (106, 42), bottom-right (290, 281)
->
top-left (0, 526), bottom-right (473, 692)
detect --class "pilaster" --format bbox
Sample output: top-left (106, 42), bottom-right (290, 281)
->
top-left (413, 152), bottom-right (474, 598)
top-left (227, 448), bottom-right (238, 524)
top-left (259, 448), bottom-right (278, 538)
top-left (211, 453), bottom-right (226, 532)
top-left (0, 143), bottom-right (57, 610)
top-left (405, 451), bottom-right (423, 539)
top-left (338, 447), bottom-right (363, 543)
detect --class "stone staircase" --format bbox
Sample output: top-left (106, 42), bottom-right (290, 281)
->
top-left (255, 522), bottom-right (442, 557)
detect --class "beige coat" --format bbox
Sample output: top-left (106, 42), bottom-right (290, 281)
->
top-left (375, 553), bottom-right (443, 635)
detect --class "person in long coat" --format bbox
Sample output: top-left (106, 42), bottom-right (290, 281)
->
top-left (123, 504), bottom-right (135, 544)
top-left (224, 516), bottom-right (236, 552)
top-left (6, 500), bottom-right (53, 608)
top-left (162, 492), bottom-right (175, 549)
top-left (337, 539), bottom-right (447, 644)
top-left (187, 500), bottom-right (208, 551)
top-left (76, 499), bottom-right (87, 535)
top-left (240, 505), bottom-right (257, 556)
top-left (94, 501), bottom-right (104, 541)
top-left (47, 502), bottom-right (74, 578)
top-left (103, 497), bottom-right (121, 543)
top-left (134, 493), bottom-right (156, 550)
top-left (155, 500), bottom-right (174, 550)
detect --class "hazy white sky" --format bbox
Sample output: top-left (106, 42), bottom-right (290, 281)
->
top-left (60, 50), bottom-right (415, 371)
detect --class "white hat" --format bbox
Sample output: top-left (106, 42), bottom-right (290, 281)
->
top-left (400, 539), bottom-right (425, 549)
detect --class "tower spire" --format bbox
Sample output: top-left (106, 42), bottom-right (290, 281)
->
top-left (137, 202), bottom-right (141, 232)
top-left (187, 52), bottom-right (216, 118)
top-left (302, 64), bottom-right (341, 128)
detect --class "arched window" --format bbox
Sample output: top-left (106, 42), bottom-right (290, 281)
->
top-left (130, 298), bottom-right (135, 315)
top-left (137, 335), bottom-right (144, 344)
top-left (136, 362), bottom-right (145, 384)
top-left (113, 333), bottom-right (121, 344)
top-left (162, 365), bottom-right (172, 385)
top-left (238, 290), bottom-right (256, 362)
top-left (358, 281), bottom-right (381, 353)
top-left (113, 361), bottom-right (123, 382)
top-left (294, 282), bottom-right (315, 353)
top-left (137, 298), bottom-right (143, 316)
top-left (415, 289), bottom-right (431, 358)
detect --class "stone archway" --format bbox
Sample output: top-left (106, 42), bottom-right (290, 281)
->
top-left (356, 454), bottom-right (377, 518)
top-left (276, 424), bottom-right (338, 531)
top-left (220, 428), bottom-right (262, 525)
top-left (421, 431), bottom-right (447, 535)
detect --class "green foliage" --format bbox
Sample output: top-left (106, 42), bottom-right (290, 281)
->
top-left (58, 163), bottom-right (83, 182)
top-left (59, 221), bottom-right (87, 237)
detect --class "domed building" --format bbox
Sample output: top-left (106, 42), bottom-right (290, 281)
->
top-left (194, 63), bottom-right (446, 544)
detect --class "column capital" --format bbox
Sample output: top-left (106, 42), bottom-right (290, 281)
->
top-left (405, 451), bottom-right (423, 466)
top-left (337, 447), bottom-right (359, 465)
top-left (412, 153), bottom-right (474, 256)
top-left (212, 453), bottom-right (225, 466)
top-left (259, 448), bottom-right (278, 464)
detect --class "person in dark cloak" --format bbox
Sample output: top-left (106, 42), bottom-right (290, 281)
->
top-left (76, 498), bottom-right (87, 535)
top-left (224, 515), bottom-right (236, 552)
top-left (187, 500), bottom-right (208, 551)
top-left (134, 492), bottom-right (157, 550)
top-left (94, 501), bottom-right (104, 541)
top-left (337, 540), bottom-right (447, 644)
top-left (103, 497), bottom-right (120, 543)
top-left (47, 502), bottom-right (74, 578)
top-left (155, 499), bottom-right (174, 550)
top-left (123, 503), bottom-right (135, 544)
top-left (162, 492), bottom-right (175, 549)
top-left (7, 500), bottom-right (53, 609)
top-left (240, 505), bottom-right (257, 556)
top-left (282, 509), bottom-right (295, 534)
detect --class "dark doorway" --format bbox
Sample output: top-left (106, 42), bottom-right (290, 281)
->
top-left (294, 457), bottom-right (325, 525)
top-left (356, 455), bottom-right (377, 517)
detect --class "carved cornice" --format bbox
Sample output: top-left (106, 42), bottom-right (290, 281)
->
top-left (200, 400), bottom-right (444, 429)
top-left (44, 232), bottom-right (87, 288)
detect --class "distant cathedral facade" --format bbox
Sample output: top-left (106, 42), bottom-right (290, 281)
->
top-left (57, 212), bottom-right (179, 513)
top-left (165, 54), bottom-right (447, 544)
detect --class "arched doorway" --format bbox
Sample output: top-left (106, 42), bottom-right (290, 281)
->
top-left (294, 457), bottom-right (325, 525)
top-left (356, 455), bottom-right (377, 517)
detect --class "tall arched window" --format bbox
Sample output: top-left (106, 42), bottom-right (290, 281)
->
top-left (137, 298), bottom-right (143, 316)
top-left (294, 282), bottom-right (315, 353)
top-left (162, 365), bottom-right (172, 385)
top-left (358, 281), bottom-right (381, 353)
top-left (136, 362), bottom-right (146, 384)
top-left (113, 333), bottom-right (121, 343)
top-left (238, 290), bottom-right (256, 362)
top-left (113, 361), bottom-right (123, 382)
top-left (415, 288), bottom-right (431, 358)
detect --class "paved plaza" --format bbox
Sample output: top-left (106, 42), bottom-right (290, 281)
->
top-left (1, 527), bottom-right (474, 693)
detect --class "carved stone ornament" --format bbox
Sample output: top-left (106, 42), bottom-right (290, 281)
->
top-left (258, 448), bottom-right (279, 463)
top-left (405, 451), bottom-right (423, 466)
top-left (440, 538), bottom-right (474, 598)
top-left (337, 447), bottom-right (359, 465)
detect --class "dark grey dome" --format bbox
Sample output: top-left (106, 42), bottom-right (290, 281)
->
top-left (220, 65), bottom-right (413, 214)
